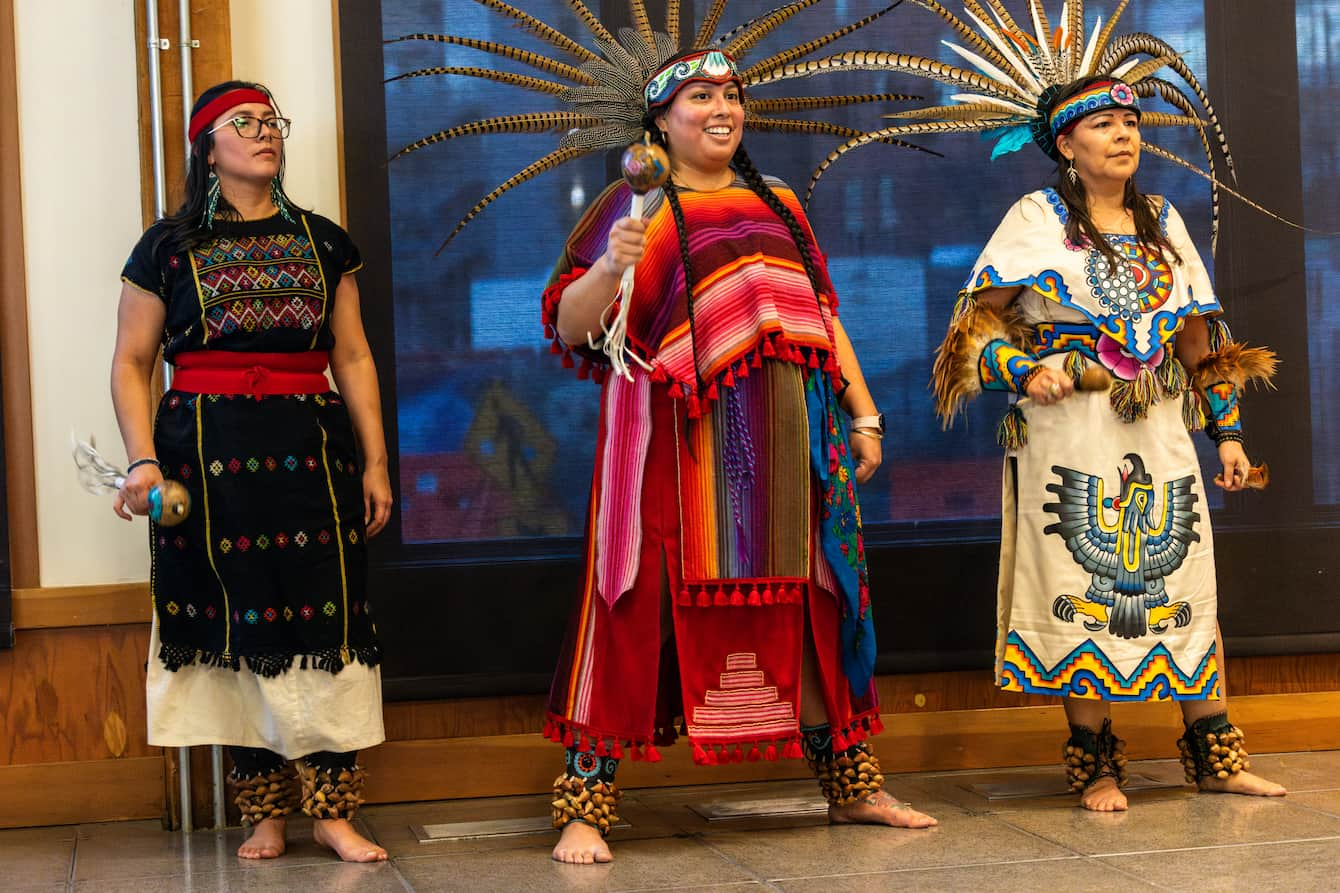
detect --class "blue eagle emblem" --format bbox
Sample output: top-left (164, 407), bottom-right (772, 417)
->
top-left (1043, 453), bottom-right (1201, 640)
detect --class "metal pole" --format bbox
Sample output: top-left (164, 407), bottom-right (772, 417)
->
top-left (178, 745), bottom-right (193, 833)
top-left (177, 4), bottom-right (223, 830)
top-left (144, 0), bottom-right (167, 219)
top-left (146, 0), bottom-right (187, 831)
top-left (177, 0), bottom-right (194, 156)
top-left (210, 745), bottom-right (227, 829)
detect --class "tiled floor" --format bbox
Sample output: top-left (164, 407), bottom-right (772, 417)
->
top-left (7, 750), bottom-right (1340, 892)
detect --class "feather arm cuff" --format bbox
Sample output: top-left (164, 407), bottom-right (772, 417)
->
top-left (932, 295), bottom-right (1036, 427)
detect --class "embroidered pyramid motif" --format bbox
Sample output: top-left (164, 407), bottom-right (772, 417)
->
top-left (687, 652), bottom-right (796, 741)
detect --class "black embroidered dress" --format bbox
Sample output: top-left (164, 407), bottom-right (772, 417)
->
top-left (122, 211), bottom-right (383, 756)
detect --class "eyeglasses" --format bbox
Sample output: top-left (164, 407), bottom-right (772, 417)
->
top-left (208, 115), bottom-right (292, 139)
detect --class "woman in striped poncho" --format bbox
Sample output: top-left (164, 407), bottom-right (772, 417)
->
top-left (540, 50), bottom-right (937, 865)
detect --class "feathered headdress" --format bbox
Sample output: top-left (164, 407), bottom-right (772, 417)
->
top-left (385, 1), bottom-right (932, 249)
top-left (742, 1), bottom-right (1235, 249)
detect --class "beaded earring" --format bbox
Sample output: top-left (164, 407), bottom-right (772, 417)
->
top-left (201, 169), bottom-right (221, 229)
top-left (270, 177), bottom-right (296, 224)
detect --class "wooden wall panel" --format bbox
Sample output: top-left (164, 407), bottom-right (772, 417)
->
top-left (0, 626), bottom-right (154, 764)
top-left (1, 0), bottom-right (38, 590)
top-left (134, 0), bottom-right (232, 225)
top-left (0, 757), bottom-right (165, 829)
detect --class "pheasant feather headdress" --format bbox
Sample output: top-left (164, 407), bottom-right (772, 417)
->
top-left (385, 1), bottom-right (931, 248)
top-left (745, 1), bottom-right (1235, 249)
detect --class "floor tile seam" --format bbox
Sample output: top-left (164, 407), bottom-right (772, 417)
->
top-left (984, 812), bottom-right (1092, 856)
top-left (691, 834), bottom-right (787, 892)
top-left (1082, 851), bottom-right (1178, 891)
top-left (69, 858), bottom-right (350, 884)
top-left (64, 827), bottom-right (79, 892)
top-left (1088, 833), bottom-right (1340, 858)
top-left (1284, 800), bottom-right (1340, 820)
top-left (763, 853), bottom-right (1084, 883)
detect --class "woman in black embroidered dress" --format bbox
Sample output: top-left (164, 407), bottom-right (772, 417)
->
top-left (113, 81), bottom-right (391, 861)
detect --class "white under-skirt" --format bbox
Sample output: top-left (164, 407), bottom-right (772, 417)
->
top-left (146, 618), bottom-right (386, 758)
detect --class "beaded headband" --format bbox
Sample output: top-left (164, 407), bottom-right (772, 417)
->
top-left (1049, 79), bottom-right (1141, 140)
top-left (644, 50), bottom-right (742, 112)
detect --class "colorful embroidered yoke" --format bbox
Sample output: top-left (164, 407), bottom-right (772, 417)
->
top-left (963, 189), bottom-right (1220, 372)
top-left (541, 177), bottom-right (878, 762)
top-left (122, 212), bottom-right (379, 676)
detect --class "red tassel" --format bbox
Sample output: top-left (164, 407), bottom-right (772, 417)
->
top-left (677, 588), bottom-right (692, 606)
top-left (746, 586), bottom-right (762, 607)
top-left (543, 719), bottom-right (554, 739)
top-left (761, 584), bottom-right (774, 605)
top-left (693, 742), bottom-right (707, 765)
top-left (577, 732), bottom-right (590, 753)
top-left (736, 360), bottom-right (749, 379)
top-left (650, 364), bottom-right (668, 383)
top-left (765, 743), bottom-right (778, 761)
top-left (592, 367), bottom-right (607, 384)
top-left (706, 382), bottom-right (719, 401)
top-left (562, 727), bottom-right (575, 748)
top-left (833, 732), bottom-right (849, 752)
top-left (732, 744), bottom-right (744, 763)
top-left (687, 394), bottom-right (702, 418)
top-left (669, 382), bottom-right (685, 399)
top-left (762, 338), bottom-right (776, 357)
top-left (729, 586), bottom-right (744, 607)
top-left (705, 746), bottom-right (719, 765)
top-left (807, 349), bottom-right (820, 369)
top-left (721, 369), bottom-right (735, 388)
top-left (631, 744), bottom-right (644, 761)
top-left (751, 350), bottom-right (763, 368)
top-left (696, 589), bottom-right (711, 608)
top-left (577, 358), bottom-right (592, 380)
top-left (595, 738), bottom-right (608, 757)
top-left (612, 740), bottom-right (624, 759)
top-left (871, 716), bottom-right (885, 735)
top-left (549, 339), bottom-right (563, 355)
top-left (561, 350), bottom-right (575, 369)
top-left (786, 740), bottom-right (804, 759)
top-left (791, 585), bottom-right (805, 604)
top-left (714, 587), bottom-right (728, 607)
top-left (748, 744), bottom-right (761, 762)
top-left (645, 744), bottom-right (662, 763)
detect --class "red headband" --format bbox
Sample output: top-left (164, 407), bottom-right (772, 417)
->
top-left (188, 88), bottom-right (273, 142)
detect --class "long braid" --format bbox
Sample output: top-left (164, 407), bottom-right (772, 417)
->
top-left (731, 145), bottom-right (829, 321)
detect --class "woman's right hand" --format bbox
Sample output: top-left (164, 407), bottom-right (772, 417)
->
top-left (600, 216), bottom-right (647, 274)
top-left (1025, 366), bottom-right (1074, 406)
top-left (114, 463), bottom-right (164, 521)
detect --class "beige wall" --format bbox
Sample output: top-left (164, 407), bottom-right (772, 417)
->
top-left (230, 0), bottom-right (342, 223)
top-left (14, 0), bottom-right (147, 586)
top-left (12, 1), bottom-right (339, 587)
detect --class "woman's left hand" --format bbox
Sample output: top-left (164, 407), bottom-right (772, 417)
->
top-left (362, 463), bottom-right (394, 537)
top-left (849, 430), bottom-right (883, 485)
top-left (1214, 439), bottom-right (1250, 492)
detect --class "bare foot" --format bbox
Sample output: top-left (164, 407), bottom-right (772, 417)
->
top-left (828, 790), bottom-right (938, 828)
top-left (312, 818), bottom-right (388, 862)
top-left (237, 816), bottom-right (286, 859)
top-left (1080, 776), bottom-right (1128, 812)
top-left (552, 821), bottom-right (612, 864)
top-left (1199, 771), bottom-right (1287, 798)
